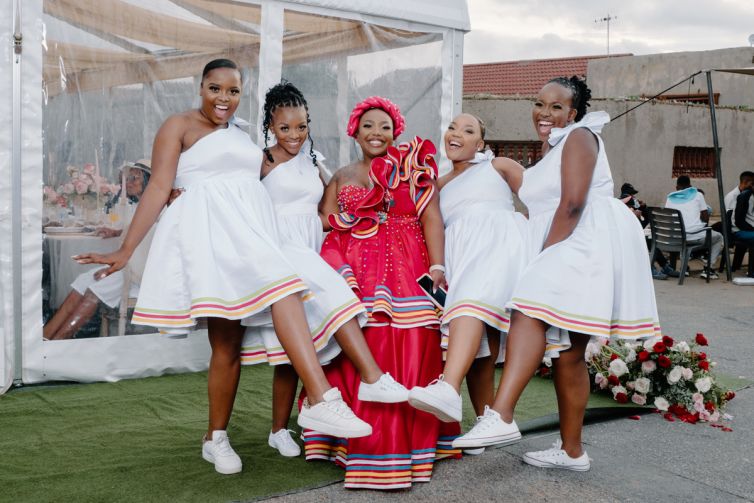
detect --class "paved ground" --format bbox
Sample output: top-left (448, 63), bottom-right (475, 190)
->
top-left (263, 261), bottom-right (754, 503)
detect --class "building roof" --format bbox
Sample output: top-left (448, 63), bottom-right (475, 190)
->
top-left (463, 54), bottom-right (631, 96)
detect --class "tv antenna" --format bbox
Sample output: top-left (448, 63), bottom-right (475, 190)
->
top-left (595, 13), bottom-right (617, 55)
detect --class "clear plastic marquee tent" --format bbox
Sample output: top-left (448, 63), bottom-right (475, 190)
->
top-left (0, 0), bottom-right (470, 394)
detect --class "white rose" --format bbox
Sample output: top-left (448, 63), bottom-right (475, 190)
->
top-left (626, 380), bottom-right (635, 390)
top-left (709, 410), bottom-right (720, 422)
top-left (667, 366), bottom-right (683, 384)
top-left (634, 377), bottom-right (651, 394)
top-left (611, 385), bottom-right (627, 398)
top-left (609, 358), bottom-right (629, 377)
top-left (692, 392), bottom-right (704, 404)
top-left (631, 393), bottom-right (647, 405)
top-left (641, 360), bottom-right (657, 374)
top-left (594, 373), bottom-right (608, 389)
top-left (626, 349), bottom-right (637, 363)
top-left (695, 377), bottom-right (713, 393)
top-left (674, 341), bottom-right (690, 353)
top-left (542, 357), bottom-right (552, 368)
top-left (643, 338), bottom-right (661, 351)
top-left (700, 409), bottom-right (711, 421)
top-left (682, 367), bottom-right (694, 381)
top-left (585, 342), bottom-right (601, 360)
top-left (654, 397), bottom-right (670, 411)
top-left (693, 401), bottom-right (705, 413)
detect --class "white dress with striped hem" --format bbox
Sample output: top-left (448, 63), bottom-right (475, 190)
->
top-left (241, 145), bottom-right (366, 365)
top-left (132, 123), bottom-right (308, 335)
top-left (439, 153), bottom-right (527, 361)
top-left (506, 111), bottom-right (661, 355)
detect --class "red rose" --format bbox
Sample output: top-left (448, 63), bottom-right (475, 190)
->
top-left (725, 391), bottom-right (736, 401)
top-left (698, 352), bottom-right (707, 361)
top-left (662, 335), bottom-right (674, 347)
top-left (658, 355), bottom-right (671, 368)
top-left (695, 333), bottom-right (708, 346)
top-left (610, 353), bottom-right (619, 361)
top-left (669, 404), bottom-right (687, 416)
top-left (705, 401), bottom-right (715, 412)
top-left (539, 367), bottom-right (550, 377)
top-left (699, 361), bottom-right (710, 371)
top-left (663, 412), bottom-right (675, 422)
top-left (615, 392), bottom-right (628, 404)
top-left (653, 341), bottom-right (667, 353)
top-left (608, 375), bottom-right (620, 386)
top-left (637, 350), bottom-right (650, 362)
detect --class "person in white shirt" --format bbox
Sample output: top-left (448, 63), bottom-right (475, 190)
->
top-left (724, 171), bottom-right (754, 212)
top-left (665, 175), bottom-right (723, 279)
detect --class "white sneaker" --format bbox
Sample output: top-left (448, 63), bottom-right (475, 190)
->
top-left (522, 440), bottom-right (590, 471)
top-left (358, 372), bottom-right (409, 403)
top-left (408, 375), bottom-right (462, 422)
top-left (298, 387), bottom-right (372, 438)
top-left (268, 429), bottom-right (301, 457)
top-left (202, 430), bottom-right (242, 474)
top-left (463, 447), bottom-right (486, 456)
top-left (451, 406), bottom-right (521, 448)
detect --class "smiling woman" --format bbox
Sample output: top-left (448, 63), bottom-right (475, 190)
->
top-left (72, 59), bottom-right (375, 476)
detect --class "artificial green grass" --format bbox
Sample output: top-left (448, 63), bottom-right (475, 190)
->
top-left (1, 366), bottom-right (676, 503)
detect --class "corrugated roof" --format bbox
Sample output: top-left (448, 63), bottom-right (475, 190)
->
top-left (463, 54), bottom-right (631, 96)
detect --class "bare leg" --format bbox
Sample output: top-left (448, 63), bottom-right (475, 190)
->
top-left (206, 317), bottom-right (244, 436)
top-left (491, 311), bottom-right (547, 422)
top-left (442, 316), bottom-right (486, 393)
top-left (271, 364), bottom-right (299, 432)
top-left (270, 294), bottom-right (331, 404)
top-left (47, 290), bottom-right (100, 340)
top-left (551, 332), bottom-right (591, 458)
top-left (43, 291), bottom-right (85, 339)
top-left (332, 318), bottom-right (382, 384)
top-left (466, 326), bottom-right (500, 416)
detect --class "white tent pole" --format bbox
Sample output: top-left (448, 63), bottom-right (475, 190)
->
top-left (256, 2), bottom-right (284, 146)
top-left (439, 28), bottom-right (463, 175)
top-left (11, 0), bottom-right (23, 384)
top-left (336, 55), bottom-right (350, 170)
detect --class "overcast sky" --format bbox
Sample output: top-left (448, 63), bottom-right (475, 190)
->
top-left (464, 0), bottom-right (754, 64)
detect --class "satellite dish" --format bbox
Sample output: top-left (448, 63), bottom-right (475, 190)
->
top-left (749, 34), bottom-right (754, 47)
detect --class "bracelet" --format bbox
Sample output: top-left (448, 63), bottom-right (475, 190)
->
top-left (429, 264), bottom-right (446, 274)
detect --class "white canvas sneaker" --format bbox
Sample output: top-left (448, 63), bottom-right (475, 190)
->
top-left (298, 387), bottom-right (372, 438)
top-left (268, 429), bottom-right (301, 457)
top-left (358, 373), bottom-right (409, 403)
top-left (451, 406), bottom-right (521, 448)
top-left (522, 440), bottom-right (590, 471)
top-left (202, 430), bottom-right (242, 475)
top-left (407, 375), bottom-right (462, 422)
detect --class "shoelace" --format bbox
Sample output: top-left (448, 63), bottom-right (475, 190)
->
top-left (322, 397), bottom-right (356, 419)
top-left (379, 372), bottom-right (405, 391)
top-left (214, 435), bottom-right (235, 456)
top-left (472, 406), bottom-right (498, 431)
top-left (275, 429), bottom-right (299, 448)
top-left (536, 440), bottom-right (564, 455)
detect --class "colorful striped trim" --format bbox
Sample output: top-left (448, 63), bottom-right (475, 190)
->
top-left (508, 297), bottom-right (662, 338)
top-left (336, 265), bottom-right (360, 292)
top-left (361, 285), bottom-right (440, 328)
top-left (441, 300), bottom-right (510, 337)
top-left (303, 431), bottom-right (460, 490)
top-left (239, 299), bottom-right (364, 365)
top-left (132, 275), bottom-right (306, 328)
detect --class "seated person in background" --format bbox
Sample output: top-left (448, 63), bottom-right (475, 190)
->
top-left (620, 182), bottom-right (676, 279)
top-left (733, 178), bottom-right (754, 242)
top-left (44, 160), bottom-right (152, 340)
top-left (664, 175), bottom-right (723, 280)
top-left (724, 171), bottom-right (754, 213)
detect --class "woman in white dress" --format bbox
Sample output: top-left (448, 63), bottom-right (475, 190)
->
top-left (240, 82), bottom-right (406, 458)
top-left (453, 77), bottom-right (661, 471)
top-left (74, 59), bottom-right (381, 475)
top-left (409, 114), bottom-right (527, 429)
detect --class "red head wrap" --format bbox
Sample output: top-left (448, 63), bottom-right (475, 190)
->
top-left (346, 96), bottom-right (405, 139)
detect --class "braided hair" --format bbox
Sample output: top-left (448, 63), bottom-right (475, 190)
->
top-left (262, 80), bottom-right (317, 167)
top-left (547, 76), bottom-right (592, 122)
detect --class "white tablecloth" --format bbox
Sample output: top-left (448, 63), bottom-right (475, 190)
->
top-left (44, 233), bottom-right (121, 309)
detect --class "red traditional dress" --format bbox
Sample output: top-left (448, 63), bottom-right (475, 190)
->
top-left (302, 138), bottom-right (461, 490)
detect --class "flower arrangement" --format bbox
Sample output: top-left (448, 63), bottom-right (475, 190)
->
top-left (44, 164), bottom-right (119, 208)
top-left (586, 333), bottom-right (735, 425)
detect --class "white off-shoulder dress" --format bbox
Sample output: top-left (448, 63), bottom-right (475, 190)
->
top-left (507, 111), bottom-right (661, 354)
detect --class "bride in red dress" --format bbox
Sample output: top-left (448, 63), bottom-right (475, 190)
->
top-left (301, 97), bottom-right (460, 490)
